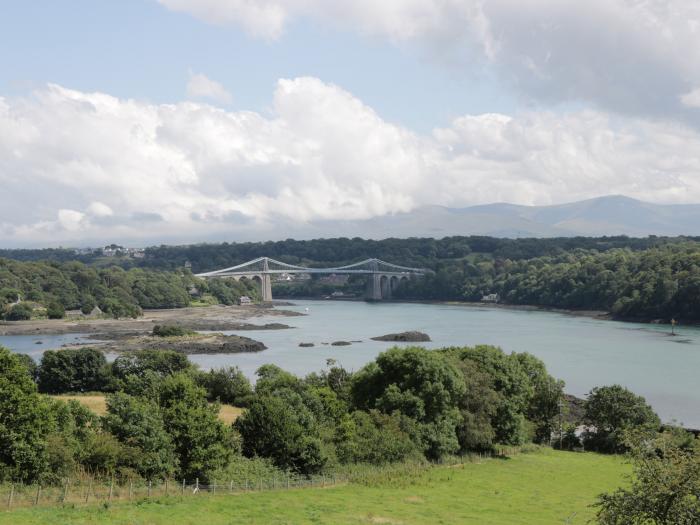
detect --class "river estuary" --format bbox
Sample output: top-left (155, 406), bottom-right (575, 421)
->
top-left (2, 299), bottom-right (699, 427)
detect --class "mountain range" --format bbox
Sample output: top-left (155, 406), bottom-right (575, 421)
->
top-left (300, 195), bottom-right (700, 239)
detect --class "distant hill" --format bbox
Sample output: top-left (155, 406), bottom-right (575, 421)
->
top-left (302, 195), bottom-right (700, 238)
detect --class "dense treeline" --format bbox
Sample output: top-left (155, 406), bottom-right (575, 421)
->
top-left (395, 242), bottom-right (700, 321)
top-left (0, 259), bottom-right (260, 319)
top-left (4, 236), bottom-right (693, 272)
top-left (140, 236), bottom-right (693, 272)
top-left (4, 236), bottom-right (700, 321)
top-left (1, 344), bottom-right (664, 485)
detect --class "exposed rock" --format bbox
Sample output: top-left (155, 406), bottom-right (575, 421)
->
top-left (331, 341), bottom-right (352, 346)
top-left (299, 342), bottom-right (315, 347)
top-left (371, 331), bottom-right (431, 342)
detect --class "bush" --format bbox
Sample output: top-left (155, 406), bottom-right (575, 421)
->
top-left (5, 302), bottom-right (33, 321)
top-left (46, 301), bottom-right (65, 319)
top-left (152, 324), bottom-right (193, 337)
top-left (335, 410), bottom-right (420, 465)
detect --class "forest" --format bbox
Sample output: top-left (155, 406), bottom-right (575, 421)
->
top-left (0, 259), bottom-right (259, 320)
top-left (3, 236), bottom-right (700, 321)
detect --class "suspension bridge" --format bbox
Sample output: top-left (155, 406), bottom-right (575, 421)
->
top-left (195, 257), bottom-right (431, 301)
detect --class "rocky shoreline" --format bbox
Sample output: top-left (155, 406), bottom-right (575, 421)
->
top-left (0, 304), bottom-right (302, 336)
top-left (64, 332), bottom-right (267, 355)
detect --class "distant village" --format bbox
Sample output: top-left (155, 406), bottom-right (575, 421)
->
top-left (73, 244), bottom-right (146, 259)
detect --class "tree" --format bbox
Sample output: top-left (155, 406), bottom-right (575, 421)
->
top-left (351, 347), bottom-right (465, 460)
top-left (5, 302), bottom-right (32, 321)
top-left (0, 347), bottom-right (55, 482)
top-left (38, 348), bottom-right (109, 394)
top-left (596, 431), bottom-right (700, 524)
top-left (584, 385), bottom-right (660, 453)
top-left (159, 373), bottom-right (234, 481)
top-left (103, 392), bottom-right (178, 480)
top-left (235, 392), bottom-right (326, 475)
top-left (200, 367), bottom-right (253, 407)
top-left (442, 345), bottom-right (533, 445)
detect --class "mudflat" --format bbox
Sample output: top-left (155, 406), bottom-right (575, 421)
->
top-left (0, 304), bottom-right (303, 336)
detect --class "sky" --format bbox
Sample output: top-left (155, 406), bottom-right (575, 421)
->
top-left (2, 0), bottom-right (700, 247)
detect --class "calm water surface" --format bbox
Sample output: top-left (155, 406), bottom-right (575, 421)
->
top-left (3, 300), bottom-right (699, 427)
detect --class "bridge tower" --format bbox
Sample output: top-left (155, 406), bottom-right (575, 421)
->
top-left (365, 260), bottom-right (383, 301)
top-left (261, 258), bottom-right (273, 302)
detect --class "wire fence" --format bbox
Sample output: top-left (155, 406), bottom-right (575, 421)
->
top-left (0, 472), bottom-right (348, 511)
top-left (0, 447), bottom-right (528, 512)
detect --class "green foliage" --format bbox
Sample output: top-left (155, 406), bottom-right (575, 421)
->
top-left (103, 393), bottom-right (178, 480)
top-left (198, 366), bottom-right (253, 407)
top-left (38, 348), bottom-right (110, 394)
top-left (5, 302), bottom-right (33, 320)
top-left (152, 324), bottom-right (194, 337)
top-left (351, 346), bottom-right (465, 460)
top-left (158, 373), bottom-right (235, 481)
top-left (235, 392), bottom-right (327, 476)
top-left (335, 410), bottom-right (420, 465)
top-left (596, 431), bottom-right (700, 524)
top-left (584, 385), bottom-right (661, 453)
top-left (46, 301), bottom-right (65, 319)
top-left (0, 347), bottom-right (56, 483)
top-left (15, 353), bottom-right (38, 382)
top-left (0, 259), bottom-right (198, 318)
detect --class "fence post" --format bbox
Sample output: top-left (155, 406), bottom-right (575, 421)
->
top-left (165, 479), bottom-right (169, 497)
top-left (195, 478), bottom-right (199, 494)
top-left (244, 478), bottom-right (248, 491)
top-left (8, 484), bottom-right (14, 509)
top-left (212, 480), bottom-right (216, 495)
top-left (181, 479), bottom-right (185, 496)
top-left (229, 480), bottom-right (233, 494)
top-left (85, 480), bottom-right (92, 503)
top-left (62, 480), bottom-right (69, 504)
top-left (109, 479), bottom-right (114, 502)
top-left (148, 481), bottom-right (152, 498)
top-left (287, 474), bottom-right (290, 490)
top-left (129, 481), bottom-right (133, 501)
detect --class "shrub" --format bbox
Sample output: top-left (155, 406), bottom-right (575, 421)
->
top-left (46, 301), bottom-right (66, 319)
top-left (152, 324), bottom-right (193, 337)
top-left (5, 302), bottom-right (33, 321)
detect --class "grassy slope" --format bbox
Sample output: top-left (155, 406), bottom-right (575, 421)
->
top-left (1, 450), bottom-right (628, 525)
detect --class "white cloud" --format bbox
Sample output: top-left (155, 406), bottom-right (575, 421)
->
top-left (681, 88), bottom-right (700, 108)
top-left (186, 71), bottom-right (233, 105)
top-left (157, 0), bottom-right (700, 122)
top-left (87, 201), bottom-right (114, 217)
top-left (3, 78), bottom-right (700, 245)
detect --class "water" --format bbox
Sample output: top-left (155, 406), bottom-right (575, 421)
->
top-left (2, 300), bottom-right (699, 427)
top-left (0, 333), bottom-right (94, 361)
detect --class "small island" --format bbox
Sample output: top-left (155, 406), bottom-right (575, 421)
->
top-left (371, 331), bottom-right (431, 342)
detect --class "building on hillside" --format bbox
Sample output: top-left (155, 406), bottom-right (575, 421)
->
top-left (481, 293), bottom-right (499, 303)
top-left (238, 296), bottom-right (252, 305)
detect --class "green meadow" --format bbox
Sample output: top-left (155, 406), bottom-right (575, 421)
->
top-left (1, 450), bottom-right (628, 525)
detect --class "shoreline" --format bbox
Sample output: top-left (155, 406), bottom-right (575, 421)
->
top-left (0, 304), bottom-right (303, 336)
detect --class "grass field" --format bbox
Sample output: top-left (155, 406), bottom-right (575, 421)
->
top-left (0, 450), bottom-right (628, 525)
top-left (51, 394), bottom-right (243, 424)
